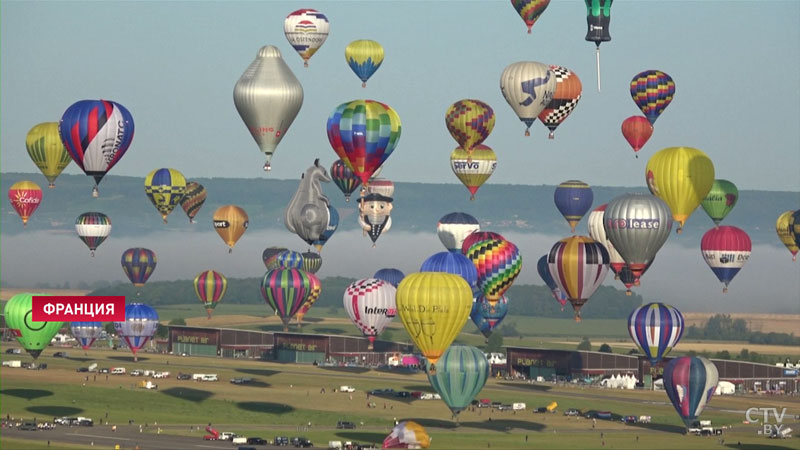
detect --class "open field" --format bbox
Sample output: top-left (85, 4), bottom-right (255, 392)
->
top-left (2, 344), bottom-right (799, 449)
top-left (682, 312), bottom-right (800, 336)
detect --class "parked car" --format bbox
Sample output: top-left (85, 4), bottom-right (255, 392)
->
top-left (231, 377), bottom-right (253, 385)
top-left (6, 348), bottom-right (22, 354)
top-left (98, 368), bottom-right (109, 374)
top-left (534, 407), bottom-right (548, 413)
top-left (53, 351), bottom-right (68, 358)
top-left (339, 385), bottom-right (355, 393)
top-left (274, 436), bottom-right (290, 446)
top-left (20, 421), bottom-right (38, 431)
top-left (497, 404), bottom-right (513, 411)
top-left (246, 437), bottom-right (267, 445)
top-left (130, 370), bottom-right (144, 376)
top-left (395, 391), bottom-right (411, 398)
top-left (176, 373), bottom-right (191, 380)
top-left (491, 402), bottom-right (502, 409)
top-left (76, 367), bottom-right (89, 372)
top-left (564, 408), bottom-right (581, 416)
top-left (294, 437), bottom-right (313, 447)
top-left (336, 421), bottom-right (356, 429)
top-left (219, 432), bottom-right (238, 441)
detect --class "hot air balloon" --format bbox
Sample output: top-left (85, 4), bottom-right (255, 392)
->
top-left (538, 66), bottom-right (582, 139)
top-left (465, 238), bottom-right (522, 306)
top-left (427, 344), bottom-right (489, 417)
top-left (213, 205), bottom-right (248, 252)
top-left (296, 272), bottom-right (321, 325)
top-left (345, 40), bottom-right (384, 87)
top-left (701, 226), bottom-right (751, 293)
top-left (628, 302), bottom-right (684, 365)
top-left (471, 295), bottom-right (508, 338)
top-left (358, 193), bottom-right (394, 246)
top-left (366, 178), bottom-right (395, 198)
top-left (537, 255), bottom-right (568, 310)
top-left (663, 356), bottom-right (719, 427)
top-left (331, 159), bottom-right (362, 202)
top-left (511, 0), bottom-right (550, 34)
top-left (548, 236), bottom-right (609, 321)
top-left (500, 61), bottom-right (556, 136)
top-left (445, 99), bottom-right (495, 153)
top-left (793, 210), bottom-right (800, 244)
top-left (383, 420), bottom-right (431, 449)
top-left (194, 270), bottom-right (227, 319)
top-left (284, 9), bottom-right (329, 67)
top-left (374, 268), bottom-right (405, 288)
top-left (276, 250), bottom-right (304, 269)
top-left (285, 160), bottom-right (333, 247)
top-left (71, 321), bottom-right (104, 351)
top-left (701, 180), bottom-right (738, 226)
top-left (261, 267), bottom-right (310, 331)
top-left (312, 204), bottom-right (339, 251)
top-left (587, 204), bottom-right (625, 276)
top-left (144, 168), bottom-right (187, 223)
top-left (603, 193), bottom-right (673, 288)
top-left (631, 70), bottom-right (675, 125)
top-left (616, 261), bottom-right (654, 294)
top-left (233, 45), bottom-right (303, 171)
top-left (75, 212), bottom-right (112, 256)
top-left (327, 100), bottom-right (401, 184)
top-left (343, 278), bottom-right (397, 349)
top-left (646, 147), bottom-right (715, 233)
top-left (4, 293), bottom-right (62, 359)
top-left (180, 181), bottom-right (207, 223)
top-left (420, 251), bottom-right (478, 288)
top-left (461, 231), bottom-right (505, 256)
top-left (59, 99), bottom-right (134, 197)
top-left (585, 0), bottom-right (613, 91)
top-left (554, 180), bottom-right (593, 232)
top-left (301, 251), bottom-right (322, 274)
top-left (437, 212), bottom-right (480, 252)
top-left (396, 272), bottom-right (473, 373)
top-left (8, 181), bottom-right (42, 227)
top-left (450, 145), bottom-right (497, 200)
top-left (776, 211), bottom-right (798, 261)
top-left (121, 248), bottom-right (157, 292)
top-left (263, 247), bottom-right (288, 269)
top-left (621, 116), bottom-right (653, 157)
top-left (26, 122), bottom-right (71, 188)
top-left (114, 303), bottom-right (158, 361)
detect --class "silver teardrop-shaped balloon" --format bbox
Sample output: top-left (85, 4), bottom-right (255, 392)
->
top-left (234, 45), bottom-right (304, 171)
top-left (604, 193), bottom-right (673, 277)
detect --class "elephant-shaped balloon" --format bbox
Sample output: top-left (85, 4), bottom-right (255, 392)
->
top-left (358, 193), bottom-right (393, 246)
top-left (284, 159), bottom-right (331, 246)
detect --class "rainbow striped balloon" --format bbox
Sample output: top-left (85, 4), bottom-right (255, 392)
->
top-left (511, 0), bottom-right (551, 34)
top-left (547, 236), bottom-right (609, 321)
top-left (465, 238), bottom-right (522, 305)
top-left (630, 70), bottom-right (675, 125)
top-left (261, 268), bottom-right (310, 331)
top-left (296, 272), bottom-right (322, 324)
top-left (628, 302), bottom-right (684, 365)
top-left (194, 270), bottom-right (227, 319)
top-left (121, 248), bottom-right (157, 288)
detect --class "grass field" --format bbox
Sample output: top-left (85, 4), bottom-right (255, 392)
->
top-left (682, 312), bottom-right (800, 335)
top-left (2, 346), bottom-right (799, 449)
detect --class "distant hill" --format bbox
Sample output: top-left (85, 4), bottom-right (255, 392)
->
top-left (2, 172), bottom-right (798, 246)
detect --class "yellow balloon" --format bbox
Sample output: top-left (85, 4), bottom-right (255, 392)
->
top-left (645, 146), bottom-right (714, 232)
top-left (450, 145), bottom-right (497, 201)
top-left (26, 122), bottom-right (72, 188)
top-left (776, 210), bottom-right (799, 261)
top-left (213, 205), bottom-right (248, 252)
top-left (396, 272), bottom-right (472, 373)
top-left (345, 39), bottom-right (384, 87)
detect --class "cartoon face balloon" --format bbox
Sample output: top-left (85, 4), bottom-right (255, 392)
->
top-left (358, 193), bottom-right (393, 245)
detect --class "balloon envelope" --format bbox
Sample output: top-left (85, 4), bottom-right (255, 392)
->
top-left (444, 99), bottom-right (495, 152)
top-left (437, 212), bottom-right (480, 252)
top-left (75, 212), bottom-right (112, 256)
top-left (465, 238), bottom-right (522, 304)
top-left (194, 270), bottom-right (227, 318)
top-left (8, 180), bottom-right (42, 226)
top-left (261, 268), bottom-right (310, 331)
top-left (330, 159), bottom-right (361, 201)
top-left (663, 356), bottom-right (719, 427)
top-left (621, 116), bottom-right (653, 155)
top-left (701, 179), bottom-right (738, 226)
top-left (511, 0), bottom-right (551, 34)
top-left (213, 205), bottom-right (249, 251)
top-left (548, 236), bottom-right (609, 321)
top-left (420, 251), bottom-right (478, 288)
top-left (537, 255), bottom-right (567, 308)
top-left (345, 40), bottom-right (384, 86)
top-left (646, 147), bottom-right (714, 232)
top-left (26, 122), bottom-right (71, 188)
top-left (471, 295), bottom-right (508, 338)
top-left (427, 344), bottom-right (489, 416)
top-left (284, 9), bottom-right (329, 67)
top-left (374, 268), bottom-right (405, 287)
top-left (500, 61), bottom-right (556, 135)
top-left (144, 168), bottom-right (187, 223)
top-left (343, 278), bottom-right (397, 348)
top-left (628, 303), bottom-right (684, 365)
top-left (630, 70), bottom-right (675, 125)
top-left (450, 145), bottom-right (497, 200)
top-left (775, 211), bottom-right (799, 261)
top-left (71, 321), bottom-right (104, 350)
top-left (114, 303), bottom-right (159, 358)
top-left (538, 65), bottom-right (582, 139)
top-left (263, 247), bottom-right (289, 269)
top-left (180, 181), bottom-right (207, 223)
top-left (121, 248), bottom-right (157, 287)
top-left (383, 421), bottom-right (431, 449)
top-left (554, 180), bottom-right (593, 232)
top-left (701, 226), bottom-right (751, 292)
top-left (4, 293), bottom-right (62, 359)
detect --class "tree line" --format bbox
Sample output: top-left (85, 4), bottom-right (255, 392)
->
top-left (684, 313), bottom-right (800, 346)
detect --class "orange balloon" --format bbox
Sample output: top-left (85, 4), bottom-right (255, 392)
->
top-left (621, 116), bottom-right (653, 156)
top-left (213, 205), bottom-right (248, 252)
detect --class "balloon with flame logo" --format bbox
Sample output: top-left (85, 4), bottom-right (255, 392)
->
top-left (194, 270), bottom-right (227, 319)
top-left (263, 247), bottom-right (288, 270)
top-left (75, 212), bottom-right (112, 257)
top-left (71, 322), bottom-right (104, 350)
top-left (445, 99), bottom-right (495, 154)
top-left (701, 226), bottom-right (751, 293)
top-left (8, 180), bottom-right (42, 227)
top-left (114, 303), bottom-right (158, 362)
top-left (628, 302), bottom-right (684, 366)
top-left (26, 122), bottom-right (72, 188)
top-left (554, 180), bottom-right (593, 232)
top-left (345, 40), bottom-right (384, 87)
top-left (471, 294), bottom-right (508, 338)
top-left (383, 421), bottom-right (431, 449)
top-left (500, 61), bottom-right (556, 136)
top-left (465, 238), bottom-right (522, 308)
top-left (646, 147), bottom-right (715, 233)
top-left (538, 65), bottom-right (582, 139)
top-left (4, 293), bottom-right (62, 359)
top-left (144, 168), bottom-right (187, 223)
top-left (396, 272), bottom-right (472, 374)
top-left (437, 212), bottom-right (480, 253)
top-left (330, 159), bottom-right (361, 202)
top-left (296, 272), bottom-right (321, 325)
top-left (427, 344), bottom-right (489, 418)
top-left (343, 278), bottom-right (397, 349)
top-left (261, 267), bottom-right (311, 332)
top-left (701, 179), bottom-right (738, 226)
top-left (630, 70), bottom-right (675, 126)
top-left (213, 205), bottom-right (248, 253)
top-left (511, 0), bottom-right (550, 34)
top-left (373, 268), bottom-right (405, 288)
top-left (537, 255), bottom-right (567, 310)
top-left (59, 99), bottom-right (134, 197)
top-left (450, 145), bottom-right (496, 200)
top-left (621, 116), bottom-right (653, 157)
top-left (663, 356), bottom-right (718, 427)
top-left (327, 99), bottom-right (401, 185)
top-left (233, 45), bottom-right (303, 172)
top-left (121, 247), bottom-right (157, 290)
top-left (180, 181), bottom-right (207, 223)
top-left (548, 236), bottom-right (609, 321)
top-left (775, 211), bottom-right (798, 261)
top-left (284, 9), bottom-right (330, 68)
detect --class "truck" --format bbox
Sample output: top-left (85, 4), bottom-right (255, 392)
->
top-left (2, 360), bottom-right (21, 368)
top-left (339, 386), bottom-right (356, 393)
top-left (512, 403), bottom-right (527, 411)
top-left (111, 367), bottom-right (126, 375)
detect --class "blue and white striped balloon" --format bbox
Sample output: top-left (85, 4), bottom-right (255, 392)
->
top-left (628, 302), bottom-right (684, 365)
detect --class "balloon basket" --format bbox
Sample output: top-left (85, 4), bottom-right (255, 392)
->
top-left (304, 61), bottom-right (309, 68)
top-left (362, 82), bottom-right (366, 88)
top-left (90, 251), bottom-right (95, 258)
top-left (228, 248), bottom-right (232, 254)
top-left (470, 195), bottom-right (475, 201)
top-left (48, 183), bottom-right (55, 189)
top-left (676, 227), bottom-right (683, 235)
top-left (548, 132), bottom-right (554, 140)
top-left (524, 129), bottom-right (530, 137)
top-left (626, 290), bottom-right (632, 296)
top-left (723, 287), bottom-right (728, 294)
top-left (263, 162), bottom-right (271, 172)
top-left (92, 187), bottom-right (99, 198)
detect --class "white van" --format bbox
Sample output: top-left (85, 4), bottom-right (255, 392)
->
top-left (512, 403), bottom-right (527, 411)
top-left (231, 436), bottom-right (247, 444)
top-left (339, 386), bottom-right (355, 393)
top-left (192, 373), bottom-right (206, 381)
top-left (111, 367), bottom-right (126, 375)
top-left (201, 374), bottom-right (218, 382)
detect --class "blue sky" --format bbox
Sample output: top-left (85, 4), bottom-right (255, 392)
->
top-left (2, 1), bottom-right (799, 191)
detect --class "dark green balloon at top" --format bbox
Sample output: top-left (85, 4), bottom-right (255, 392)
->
top-left (701, 179), bottom-right (738, 226)
top-left (585, 0), bottom-right (612, 46)
top-left (4, 293), bottom-right (63, 359)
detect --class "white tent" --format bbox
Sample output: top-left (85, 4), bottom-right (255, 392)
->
top-left (715, 381), bottom-right (735, 395)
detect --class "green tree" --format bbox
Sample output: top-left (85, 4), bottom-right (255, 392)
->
top-left (168, 317), bottom-right (186, 326)
top-left (486, 333), bottom-right (504, 353)
top-left (155, 324), bottom-right (168, 339)
top-left (598, 343), bottom-right (613, 353)
top-left (104, 322), bottom-right (116, 336)
top-left (577, 336), bottom-right (592, 351)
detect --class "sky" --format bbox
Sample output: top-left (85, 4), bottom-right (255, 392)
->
top-left (1, 1), bottom-right (799, 192)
